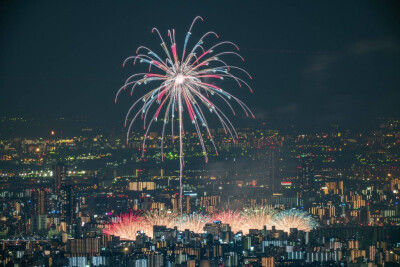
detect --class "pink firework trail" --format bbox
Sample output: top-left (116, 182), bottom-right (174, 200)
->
top-left (212, 209), bottom-right (246, 233)
top-left (115, 17), bottom-right (254, 213)
top-left (103, 213), bottom-right (151, 240)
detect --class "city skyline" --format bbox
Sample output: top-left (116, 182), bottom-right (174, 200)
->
top-left (0, 119), bottom-right (399, 265)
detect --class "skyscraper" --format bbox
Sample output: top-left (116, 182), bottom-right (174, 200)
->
top-left (31, 188), bottom-right (49, 234)
top-left (184, 195), bottom-right (191, 214)
top-left (171, 194), bottom-right (180, 213)
top-left (53, 163), bottom-right (67, 193)
top-left (60, 183), bottom-right (75, 224)
top-left (262, 136), bottom-right (280, 191)
top-left (299, 154), bottom-right (315, 190)
top-left (265, 150), bottom-right (277, 190)
top-left (31, 188), bottom-right (48, 215)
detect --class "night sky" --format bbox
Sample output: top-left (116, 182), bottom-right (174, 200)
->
top-left (1, 1), bottom-right (399, 127)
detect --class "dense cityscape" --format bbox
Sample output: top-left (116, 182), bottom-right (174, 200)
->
top-left (0, 116), bottom-right (399, 266)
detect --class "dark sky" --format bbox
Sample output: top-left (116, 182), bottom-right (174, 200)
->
top-left (1, 1), bottom-right (399, 127)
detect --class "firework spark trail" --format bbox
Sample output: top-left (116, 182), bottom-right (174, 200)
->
top-left (176, 213), bottom-right (211, 233)
top-left (212, 209), bottom-right (246, 233)
top-left (240, 206), bottom-right (277, 234)
top-left (270, 209), bottom-right (318, 232)
top-left (103, 213), bottom-right (151, 240)
top-left (115, 17), bottom-right (254, 213)
top-left (143, 209), bottom-right (178, 229)
top-left (104, 209), bottom-right (317, 240)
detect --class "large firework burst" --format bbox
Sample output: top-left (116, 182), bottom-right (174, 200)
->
top-left (241, 206), bottom-right (277, 234)
top-left (143, 209), bottom-right (178, 229)
top-left (103, 213), bottom-right (151, 240)
top-left (212, 209), bottom-right (247, 233)
top-left (176, 213), bottom-right (211, 233)
top-left (270, 209), bottom-right (318, 232)
top-left (115, 17), bottom-right (254, 213)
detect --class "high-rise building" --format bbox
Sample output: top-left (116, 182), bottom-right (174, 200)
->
top-left (171, 194), bottom-right (180, 213)
top-left (147, 253), bottom-right (163, 267)
top-left (261, 257), bottom-right (275, 267)
top-left (67, 238), bottom-right (100, 256)
top-left (128, 181), bottom-right (156, 191)
top-left (265, 150), bottom-right (277, 190)
top-left (299, 154), bottom-right (315, 190)
top-left (31, 214), bottom-right (47, 233)
top-left (31, 188), bottom-right (48, 215)
top-left (390, 178), bottom-right (400, 190)
top-left (60, 184), bottom-right (75, 224)
top-left (53, 163), bottom-right (67, 193)
top-left (139, 194), bottom-right (152, 210)
top-left (369, 246), bottom-right (376, 262)
top-left (339, 181), bottom-right (344, 195)
top-left (262, 136), bottom-right (280, 191)
top-left (225, 252), bottom-right (238, 266)
top-left (244, 236), bottom-right (252, 250)
top-left (184, 195), bottom-right (191, 214)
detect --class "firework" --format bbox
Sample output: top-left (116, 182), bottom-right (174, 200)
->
top-left (143, 209), bottom-right (178, 229)
top-left (104, 212), bottom-right (211, 239)
top-left (240, 206), bottom-right (276, 234)
top-left (270, 209), bottom-right (318, 232)
top-left (115, 17), bottom-right (254, 213)
top-left (212, 209), bottom-right (246, 233)
top-left (176, 213), bottom-right (211, 233)
top-left (104, 209), bottom-right (317, 240)
top-left (103, 213), bottom-right (151, 240)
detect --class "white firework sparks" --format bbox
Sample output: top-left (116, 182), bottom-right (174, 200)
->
top-left (115, 16), bottom-right (254, 213)
top-left (270, 209), bottom-right (318, 232)
top-left (241, 206), bottom-right (277, 234)
top-left (177, 213), bottom-right (211, 233)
